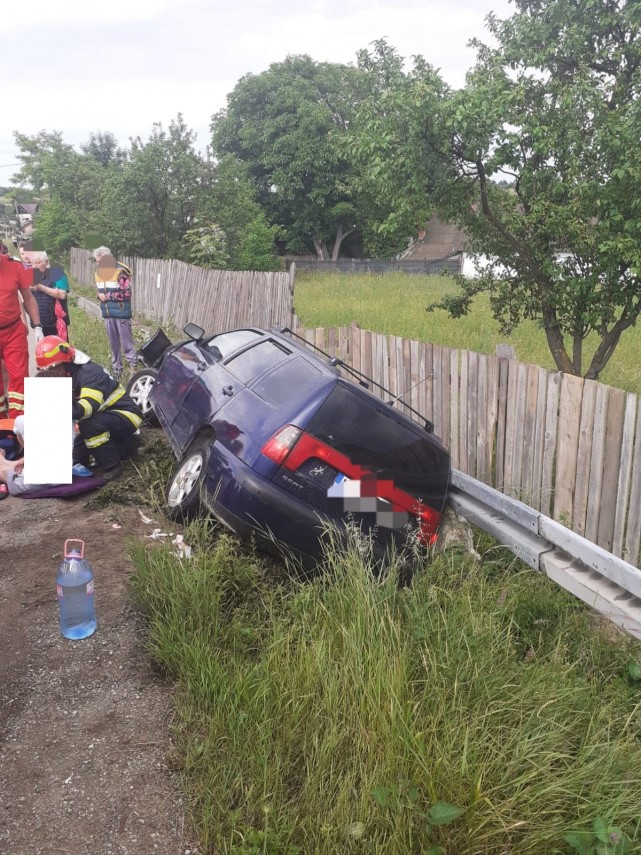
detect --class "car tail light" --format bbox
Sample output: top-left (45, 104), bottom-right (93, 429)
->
top-left (261, 425), bottom-right (303, 465)
top-left (275, 429), bottom-right (442, 542)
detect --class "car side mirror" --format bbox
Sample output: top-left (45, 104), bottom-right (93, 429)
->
top-left (184, 323), bottom-right (205, 341)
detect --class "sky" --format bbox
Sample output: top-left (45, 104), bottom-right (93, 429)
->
top-left (1, 0), bottom-right (513, 188)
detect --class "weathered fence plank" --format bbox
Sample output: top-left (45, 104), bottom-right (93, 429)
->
top-left (541, 372), bottom-right (561, 517)
top-left (613, 393), bottom-right (637, 558)
top-left (624, 403), bottom-right (641, 567)
top-left (585, 384), bottom-right (609, 543)
top-left (596, 388), bottom-right (626, 553)
top-left (572, 380), bottom-right (597, 539)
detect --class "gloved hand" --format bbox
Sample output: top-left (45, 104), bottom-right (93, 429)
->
top-left (34, 326), bottom-right (44, 343)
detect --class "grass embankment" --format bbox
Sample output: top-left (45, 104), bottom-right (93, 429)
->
top-left (293, 271), bottom-right (641, 395)
top-left (131, 528), bottom-right (641, 854)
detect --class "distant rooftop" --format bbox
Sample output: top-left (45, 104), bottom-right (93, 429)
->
top-left (405, 215), bottom-right (468, 262)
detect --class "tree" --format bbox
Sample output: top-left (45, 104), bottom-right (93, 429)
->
top-left (437, 0), bottom-right (641, 378)
top-left (93, 115), bottom-right (206, 258)
top-left (353, 4), bottom-right (641, 378)
top-left (183, 223), bottom-right (229, 269)
top-left (236, 215), bottom-right (282, 271)
top-left (14, 130), bottom-right (107, 254)
top-left (81, 131), bottom-right (126, 167)
top-left (196, 155), bottom-right (264, 268)
top-left (349, 40), bottom-right (450, 257)
top-left (211, 55), bottom-right (361, 260)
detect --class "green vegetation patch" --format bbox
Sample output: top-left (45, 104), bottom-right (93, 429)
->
top-left (130, 529), bottom-right (641, 854)
top-left (293, 272), bottom-right (641, 395)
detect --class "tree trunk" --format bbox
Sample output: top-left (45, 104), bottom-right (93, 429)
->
top-left (585, 317), bottom-right (634, 379)
top-left (572, 332), bottom-right (583, 376)
top-left (330, 224), bottom-right (355, 261)
top-left (313, 238), bottom-right (329, 261)
top-left (542, 307), bottom-right (576, 374)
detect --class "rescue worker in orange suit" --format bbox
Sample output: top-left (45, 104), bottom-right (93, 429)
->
top-left (35, 335), bottom-right (143, 481)
top-left (0, 253), bottom-right (44, 418)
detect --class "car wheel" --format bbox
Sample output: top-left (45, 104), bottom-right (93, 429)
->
top-left (166, 440), bottom-right (211, 521)
top-left (127, 369), bottom-right (160, 426)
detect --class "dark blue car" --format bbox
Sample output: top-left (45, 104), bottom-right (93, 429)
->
top-left (135, 324), bottom-right (451, 569)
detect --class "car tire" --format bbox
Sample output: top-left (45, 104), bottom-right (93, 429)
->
top-left (166, 439), bottom-right (211, 521)
top-left (127, 369), bottom-right (160, 426)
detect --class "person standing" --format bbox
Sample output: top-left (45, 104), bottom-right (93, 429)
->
top-left (0, 253), bottom-right (44, 418)
top-left (93, 246), bottom-right (137, 379)
top-left (31, 253), bottom-right (71, 340)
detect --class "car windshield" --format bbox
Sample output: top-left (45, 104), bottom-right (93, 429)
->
top-left (205, 329), bottom-right (261, 359)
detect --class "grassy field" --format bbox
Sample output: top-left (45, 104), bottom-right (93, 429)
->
top-left (293, 272), bottom-right (641, 395)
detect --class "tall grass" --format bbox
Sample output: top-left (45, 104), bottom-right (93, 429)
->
top-left (131, 528), bottom-right (641, 854)
top-left (293, 272), bottom-right (641, 394)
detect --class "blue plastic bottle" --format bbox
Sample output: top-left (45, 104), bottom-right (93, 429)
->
top-left (56, 539), bottom-right (97, 639)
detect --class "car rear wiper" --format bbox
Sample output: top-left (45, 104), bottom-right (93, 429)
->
top-left (277, 326), bottom-right (435, 434)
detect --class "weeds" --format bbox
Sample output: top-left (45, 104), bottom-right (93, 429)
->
top-left (130, 526), bottom-right (641, 854)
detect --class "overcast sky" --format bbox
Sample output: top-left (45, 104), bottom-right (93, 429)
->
top-left (1, 0), bottom-right (513, 187)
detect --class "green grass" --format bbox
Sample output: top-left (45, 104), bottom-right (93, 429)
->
top-left (293, 272), bottom-right (641, 394)
top-left (130, 528), bottom-right (641, 854)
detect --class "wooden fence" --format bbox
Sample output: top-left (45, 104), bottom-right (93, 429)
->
top-left (293, 326), bottom-right (641, 570)
top-left (69, 246), bottom-right (640, 569)
top-left (71, 249), bottom-right (295, 333)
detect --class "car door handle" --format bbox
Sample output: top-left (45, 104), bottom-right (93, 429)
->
top-left (222, 384), bottom-right (234, 396)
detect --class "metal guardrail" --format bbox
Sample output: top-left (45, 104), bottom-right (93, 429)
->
top-left (448, 469), bottom-right (641, 641)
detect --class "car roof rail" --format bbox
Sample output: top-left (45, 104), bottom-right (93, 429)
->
top-left (276, 326), bottom-right (435, 434)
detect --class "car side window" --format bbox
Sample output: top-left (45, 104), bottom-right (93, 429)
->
top-left (205, 329), bottom-right (261, 359)
top-left (253, 356), bottom-right (322, 406)
top-left (225, 340), bottom-right (291, 384)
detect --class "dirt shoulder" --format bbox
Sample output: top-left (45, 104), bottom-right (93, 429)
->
top-left (0, 492), bottom-right (191, 855)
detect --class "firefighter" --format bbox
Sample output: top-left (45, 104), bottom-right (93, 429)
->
top-left (35, 335), bottom-right (143, 481)
top-left (0, 252), bottom-right (44, 418)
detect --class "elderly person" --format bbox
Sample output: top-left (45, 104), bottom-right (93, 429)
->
top-left (31, 253), bottom-right (71, 340)
top-left (93, 246), bottom-right (137, 380)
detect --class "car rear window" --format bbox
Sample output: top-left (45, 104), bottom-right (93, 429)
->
top-left (225, 339), bottom-right (291, 384)
top-left (252, 356), bottom-right (322, 406)
top-left (305, 383), bottom-right (450, 508)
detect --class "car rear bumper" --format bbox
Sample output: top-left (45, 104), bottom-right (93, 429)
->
top-left (202, 453), bottom-right (423, 572)
top-left (203, 459), bottom-right (331, 568)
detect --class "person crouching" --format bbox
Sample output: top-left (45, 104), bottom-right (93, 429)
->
top-left (35, 336), bottom-right (143, 481)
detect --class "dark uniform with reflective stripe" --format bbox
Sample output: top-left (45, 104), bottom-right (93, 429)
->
top-left (71, 360), bottom-right (143, 469)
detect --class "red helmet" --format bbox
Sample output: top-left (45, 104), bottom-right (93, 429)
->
top-left (35, 335), bottom-right (76, 368)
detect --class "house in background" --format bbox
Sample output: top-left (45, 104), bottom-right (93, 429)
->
top-left (402, 215), bottom-right (468, 272)
top-left (15, 201), bottom-right (39, 229)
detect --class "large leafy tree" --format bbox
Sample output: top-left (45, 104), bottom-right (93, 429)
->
top-left (438, 0), bottom-right (641, 378)
top-left (211, 55), bottom-right (361, 260)
top-left (197, 154), bottom-right (266, 268)
top-left (349, 40), bottom-right (450, 257)
top-left (352, 3), bottom-right (641, 378)
top-left (93, 115), bottom-right (206, 258)
top-left (13, 130), bottom-right (106, 253)
top-left (14, 118), bottom-right (209, 259)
